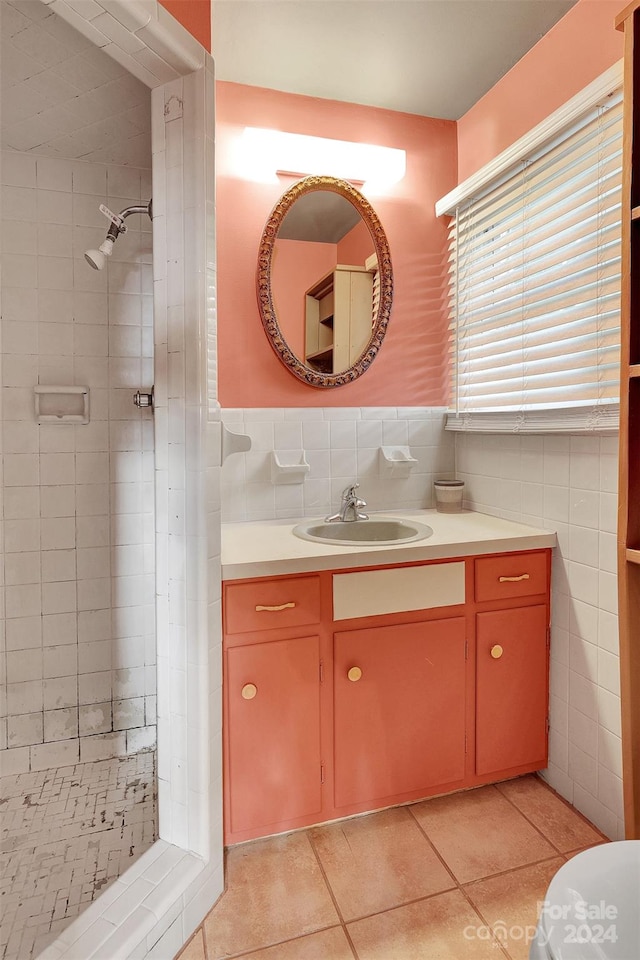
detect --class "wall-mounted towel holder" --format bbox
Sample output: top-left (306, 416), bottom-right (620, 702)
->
top-left (221, 423), bottom-right (252, 463)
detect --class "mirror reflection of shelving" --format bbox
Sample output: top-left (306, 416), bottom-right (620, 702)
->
top-left (304, 261), bottom-right (375, 373)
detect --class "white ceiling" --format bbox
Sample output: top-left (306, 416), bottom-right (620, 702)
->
top-left (212, 0), bottom-right (577, 120)
top-left (1, 0), bottom-right (151, 167)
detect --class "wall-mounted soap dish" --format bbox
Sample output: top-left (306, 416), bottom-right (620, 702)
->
top-left (379, 445), bottom-right (418, 478)
top-left (271, 451), bottom-right (311, 485)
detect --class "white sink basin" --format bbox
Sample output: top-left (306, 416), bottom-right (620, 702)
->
top-left (292, 517), bottom-right (434, 546)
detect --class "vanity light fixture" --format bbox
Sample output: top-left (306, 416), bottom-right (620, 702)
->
top-left (238, 127), bottom-right (406, 192)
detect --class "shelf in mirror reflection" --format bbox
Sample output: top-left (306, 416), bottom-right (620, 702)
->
top-left (257, 175), bottom-right (393, 388)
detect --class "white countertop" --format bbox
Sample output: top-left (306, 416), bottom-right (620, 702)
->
top-left (221, 509), bottom-right (557, 580)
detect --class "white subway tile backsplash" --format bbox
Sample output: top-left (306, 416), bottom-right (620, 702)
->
top-left (568, 524), bottom-right (599, 566)
top-left (598, 766), bottom-right (624, 819)
top-left (543, 485), bottom-right (569, 523)
top-left (568, 743), bottom-right (598, 795)
top-left (220, 407), bottom-right (453, 523)
top-left (569, 489), bottom-right (600, 529)
top-left (598, 648), bottom-right (621, 697)
top-left (598, 726), bottom-right (623, 778)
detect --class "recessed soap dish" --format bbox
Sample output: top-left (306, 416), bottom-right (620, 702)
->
top-left (34, 385), bottom-right (90, 424)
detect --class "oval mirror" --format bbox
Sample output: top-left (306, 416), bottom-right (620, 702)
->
top-left (257, 175), bottom-right (393, 387)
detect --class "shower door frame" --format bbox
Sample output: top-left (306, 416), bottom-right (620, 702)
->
top-left (29, 3), bottom-right (223, 958)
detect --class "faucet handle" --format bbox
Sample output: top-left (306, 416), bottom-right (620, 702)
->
top-left (342, 482), bottom-right (360, 500)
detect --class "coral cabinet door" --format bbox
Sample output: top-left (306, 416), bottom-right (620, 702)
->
top-left (334, 617), bottom-right (466, 808)
top-left (476, 605), bottom-right (548, 775)
top-left (226, 635), bottom-right (322, 835)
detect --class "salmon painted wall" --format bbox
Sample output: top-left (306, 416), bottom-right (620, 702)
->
top-left (158, 0), bottom-right (211, 51)
top-left (216, 81), bottom-right (457, 407)
top-left (457, 0), bottom-right (624, 182)
top-left (337, 219), bottom-right (375, 265)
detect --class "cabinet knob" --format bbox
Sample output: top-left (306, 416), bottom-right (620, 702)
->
top-left (490, 644), bottom-right (504, 659)
top-left (241, 683), bottom-right (258, 699)
top-left (347, 666), bottom-right (362, 682)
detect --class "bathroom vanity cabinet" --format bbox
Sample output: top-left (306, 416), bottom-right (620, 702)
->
top-left (222, 547), bottom-right (551, 844)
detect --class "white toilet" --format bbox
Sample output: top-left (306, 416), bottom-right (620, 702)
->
top-left (529, 841), bottom-right (640, 959)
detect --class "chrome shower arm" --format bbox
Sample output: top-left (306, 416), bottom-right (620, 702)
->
top-left (105, 200), bottom-right (153, 240)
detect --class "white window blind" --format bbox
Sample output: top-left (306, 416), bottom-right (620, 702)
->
top-left (446, 91), bottom-right (622, 433)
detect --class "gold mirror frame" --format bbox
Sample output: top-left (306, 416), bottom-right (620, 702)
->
top-left (256, 175), bottom-right (393, 388)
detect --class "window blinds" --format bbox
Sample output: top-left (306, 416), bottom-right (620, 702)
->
top-left (446, 92), bottom-right (622, 433)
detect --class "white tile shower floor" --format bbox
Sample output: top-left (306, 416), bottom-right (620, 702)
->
top-left (0, 752), bottom-right (157, 960)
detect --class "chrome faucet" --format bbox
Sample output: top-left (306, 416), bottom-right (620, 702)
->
top-left (326, 483), bottom-right (369, 523)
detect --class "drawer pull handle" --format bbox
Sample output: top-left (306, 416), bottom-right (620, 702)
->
top-left (498, 574), bottom-right (530, 583)
top-left (241, 683), bottom-right (258, 700)
top-left (347, 666), bottom-right (362, 682)
top-left (255, 602), bottom-right (296, 612)
top-left (490, 645), bottom-right (504, 659)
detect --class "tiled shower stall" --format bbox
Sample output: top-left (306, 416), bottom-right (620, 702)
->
top-left (0, 149), bottom-right (157, 769)
top-left (1, 2), bottom-right (223, 959)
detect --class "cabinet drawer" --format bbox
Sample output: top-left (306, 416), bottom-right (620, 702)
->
top-left (333, 562), bottom-right (465, 621)
top-left (475, 552), bottom-right (548, 602)
top-left (224, 575), bottom-right (321, 635)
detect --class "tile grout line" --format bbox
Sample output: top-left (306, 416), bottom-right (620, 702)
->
top-left (206, 924), bottom-right (348, 960)
top-left (494, 775), bottom-right (608, 856)
top-left (405, 799), bottom-right (511, 958)
top-left (306, 830), bottom-right (360, 960)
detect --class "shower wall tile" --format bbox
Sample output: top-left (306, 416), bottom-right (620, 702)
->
top-left (0, 148), bottom-right (156, 766)
top-left (456, 431), bottom-right (624, 840)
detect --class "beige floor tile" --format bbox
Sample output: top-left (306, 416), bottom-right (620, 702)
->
top-left (311, 806), bottom-right (455, 920)
top-left (496, 776), bottom-right (604, 852)
top-left (203, 832), bottom-right (339, 959)
top-left (237, 926), bottom-right (355, 959)
top-left (464, 857), bottom-right (564, 960)
top-left (348, 889), bottom-right (502, 959)
top-left (411, 785), bottom-right (556, 883)
top-left (176, 928), bottom-right (206, 960)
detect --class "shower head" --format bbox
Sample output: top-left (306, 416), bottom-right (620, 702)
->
top-left (84, 199), bottom-right (152, 270)
top-left (84, 237), bottom-right (115, 271)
